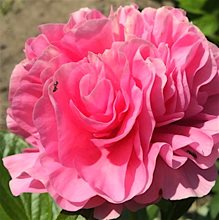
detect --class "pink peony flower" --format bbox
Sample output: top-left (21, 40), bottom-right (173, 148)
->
top-left (3, 5), bottom-right (219, 219)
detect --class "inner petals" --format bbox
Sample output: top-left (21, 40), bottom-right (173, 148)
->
top-left (80, 77), bottom-right (114, 115)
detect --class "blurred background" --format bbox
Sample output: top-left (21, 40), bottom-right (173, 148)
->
top-left (0, 0), bottom-right (219, 219)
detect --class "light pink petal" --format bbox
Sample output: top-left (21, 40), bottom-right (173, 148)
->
top-left (171, 34), bottom-right (202, 71)
top-left (9, 178), bottom-right (46, 196)
top-left (150, 7), bottom-right (189, 47)
top-left (49, 167), bottom-right (96, 203)
top-left (3, 152), bottom-right (47, 195)
top-left (198, 116), bottom-right (219, 143)
top-left (173, 69), bottom-right (190, 112)
top-left (159, 143), bottom-right (188, 169)
top-left (110, 5), bottom-right (143, 41)
top-left (3, 153), bottom-right (40, 178)
top-left (50, 193), bottom-right (88, 211)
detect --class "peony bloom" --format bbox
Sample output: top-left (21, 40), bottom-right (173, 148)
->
top-left (3, 5), bottom-right (219, 219)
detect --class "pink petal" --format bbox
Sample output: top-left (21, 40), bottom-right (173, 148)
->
top-left (8, 62), bottom-right (28, 102)
top-left (49, 167), bottom-right (96, 203)
top-left (62, 19), bottom-right (113, 57)
top-left (157, 158), bottom-right (217, 199)
top-left (94, 203), bottom-right (123, 220)
top-left (33, 79), bottom-right (58, 156)
top-left (10, 83), bottom-right (42, 137)
top-left (3, 152), bottom-right (47, 195)
top-left (25, 34), bottom-right (49, 60)
top-left (65, 8), bottom-right (105, 31)
top-left (39, 24), bottom-right (65, 42)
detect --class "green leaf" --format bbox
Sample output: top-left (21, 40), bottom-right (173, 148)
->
top-left (0, 204), bottom-right (12, 220)
top-left (117, 209), bottom-right (131, 220)
top-left (135, 208), bottom-right (148, 219)
top-left (56, 210), bottom-right (85, 220)
top-left (216, 160), bottom-right (219, 170)
top-left (146, 204), bottom-right (159, 220)
top-left (20, 193), bottom-right (60, 220)
top-left (212, 176), bottom-right (219, 194)
top-left (157, 198), bottom-right (195, 220)
top-left (0, 130), bottom-right (29, 157)
top-left (209, 194), bottom-right (219, 219)
top-left (193, 13), bottom-right (218, 36)
top-left (209, 172), bottom-right (219, 219)
top-left (177, 0), bottom-right (207, 14)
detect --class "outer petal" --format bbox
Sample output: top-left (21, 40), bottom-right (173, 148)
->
top-left (62, 19), bottom-right (113, 57)
top-left (65, 8), bottom-right (105, 31)
top-left (39, 24), bottom-right (65, 42)
top-left (25, 34), bottom-right (49, 60)
top-left (49, 167), bottom-right (97, 203)
top-left (10, 84), bottom-right (42, 136)
top-left (3, 152), bottom-right (47, 196)
top-left (8, 62), bottom-right (29, 102)
top-left (157, 159), bottom-right (217, 199)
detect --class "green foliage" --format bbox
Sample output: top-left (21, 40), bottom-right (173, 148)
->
top-left (209, 161), bottom-right (219, 219)
top-left (177, 0), bottom-right (207, 14)
top-left (0, 130), bottom-right (29, 157)
top-left (56, 210), bottom-right (86, 220)
top-left (0, 131), bottom-right (60, 220)
top-left (0, 0), bottom-right (14, 15)
top-left (176, 0), bottom-right (219, 45)
top-left (118, 208), bottom-right (148, 220)
top-left (146, 204), bottom-right (160, 219)
top-left (157, 198), bottom-right (195, 220)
